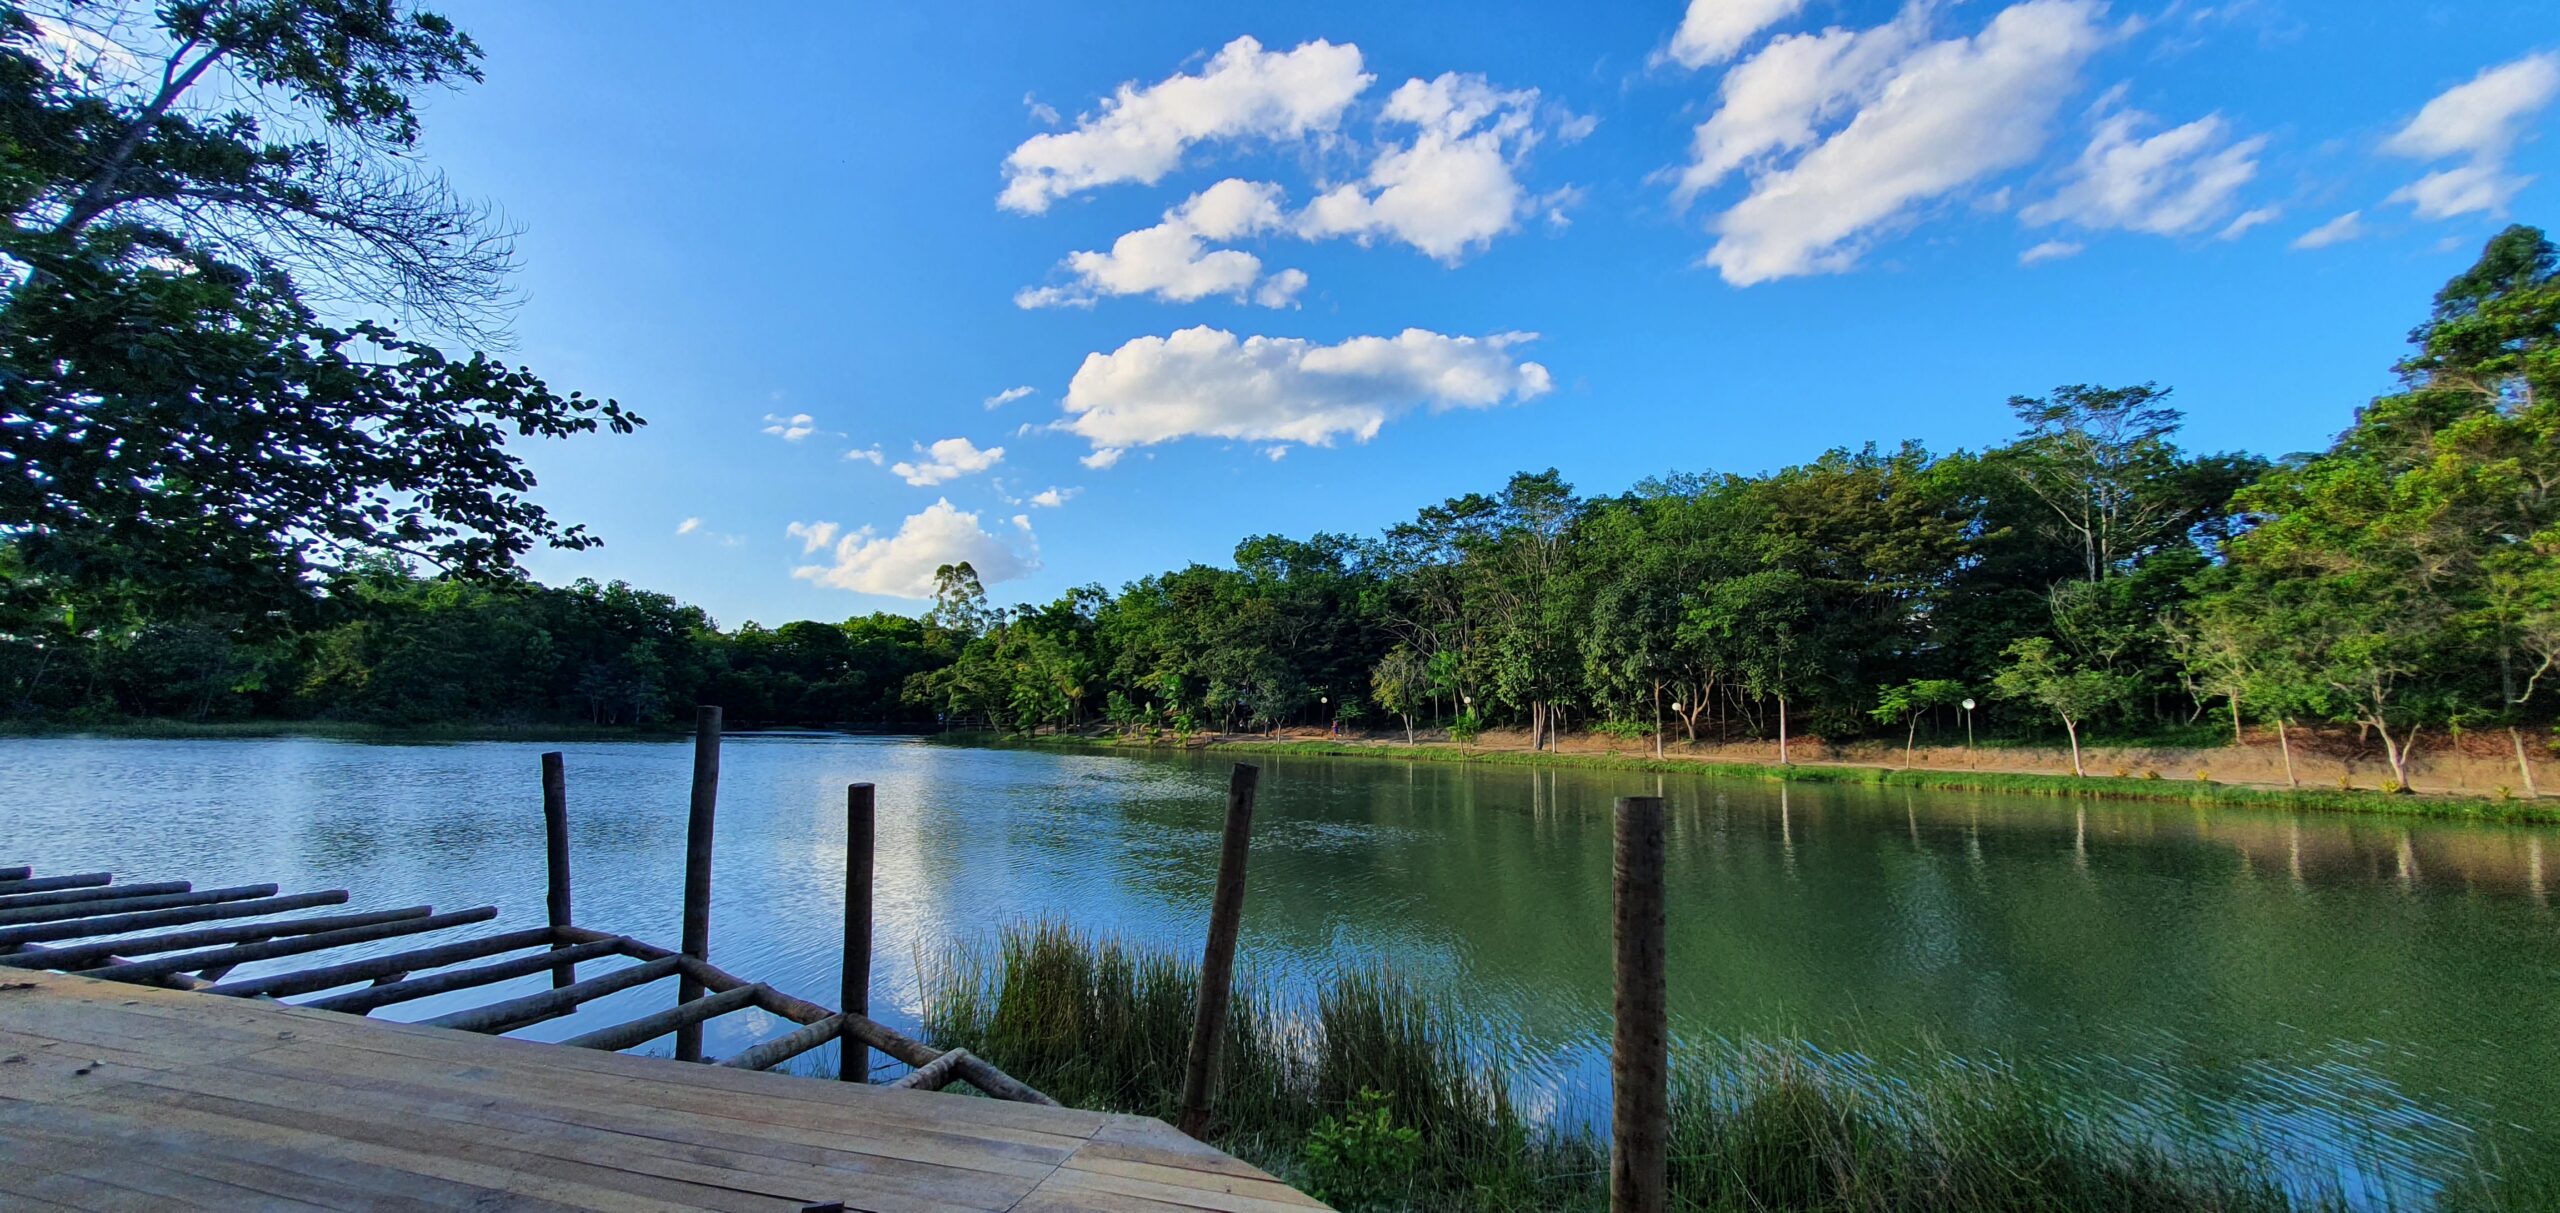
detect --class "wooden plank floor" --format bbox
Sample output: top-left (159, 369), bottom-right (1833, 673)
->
top-left (0, 968), bottom-right (1330, 1213)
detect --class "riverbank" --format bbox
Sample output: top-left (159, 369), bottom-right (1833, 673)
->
top-left (921, 924), bottom-right (2542, 1212)
top-left (986, 731), bottom-right (2560, 825)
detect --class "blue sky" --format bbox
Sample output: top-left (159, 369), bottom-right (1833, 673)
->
top-left (418, 0), bottom-right (2559, 628)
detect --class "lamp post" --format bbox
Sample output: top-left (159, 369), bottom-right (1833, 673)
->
top-left (1961, 699), bottom-right (1976, 757)
top-left (1670, 702), bottom-right (1684, 752)
top-left (1320, 694), bottom-right (1331, 737)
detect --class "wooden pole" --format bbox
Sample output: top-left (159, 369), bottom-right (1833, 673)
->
top-left (1177, 763), bottom-right (1260, 1140)
top-left (675, 705), bottom-right (722, 1062)
top-left (542, 751), bottom-right (576, 989)
top-left (1612, 795), bottom-right (1669, 1213)
top-left (842, 782), bottom-right (875, 1082)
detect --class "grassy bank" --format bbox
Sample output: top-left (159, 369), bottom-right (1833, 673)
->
top-left (990, 732), bottom-right (2560, 826)
top-left (923, 925), bottom-right (2544, 1212)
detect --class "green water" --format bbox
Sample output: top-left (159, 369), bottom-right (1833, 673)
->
top-left (2, 734), bottom-right (2553, 1205)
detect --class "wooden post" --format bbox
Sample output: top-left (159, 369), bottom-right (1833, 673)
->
top-left (675, 705), bottom-right (722, 1062)
top-left (542, 751), bottom-right (575, 988)
top-left (1612, 795), bottom-right (1669, 1213)
top-left (842, 782), bottom-right (875, 1082)
top-left (1177, 763), bottom-right (1260, 1140)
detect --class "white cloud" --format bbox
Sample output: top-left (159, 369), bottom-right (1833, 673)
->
top-left (1028, 486), bottom-right (1081, 508)
top-left (786, 521), bottom-right (840, 553)
top-left (1016, 179), bottom-right (1302, 308)
top-left (1254, 268), bottom-right (1309, 307)
top-left (998, 37), bottom-right (1372, 213)
top-left (2019, 239), bottom-right (2083, 264)
top-left (1058, 325), bottom-right (1552, 453)
top-left (2291, 210), bottom-right (2366, 250)
top-left (844, 444), bottom-right (884, 465)
top-left (2219, 206), bottom-right (2280, 239)
top-left (1295, 74), bottom-right (1551, 262)
top-left (2391, 162), bottom-right (2530, 221)
top-left (1665, 0), bottom-right (1808, 69)
top-left (1023, 92), bottom-right (1060, 126)
top-left (1081, 447), bottom-right (1126, 470)
top-left (1699, 0), bottom-right (2108, 286)
top-left (792, 500), bottom-right (1039, 598)
top-left (2022, 109), bottom-right (2266, 237)
top-left (675, 517), bottom-right (703, 535)
top-left (2385, 53), bottom-right (2559, 162)
top-left (889, 437), bottom-right (1005, 487)
top-left (2382, 53), bottom-right (2559, 221)
top-left (761, 412), bottom-right (818, 442)
top-left (984, 385), bottom-right (1036, 409)
top-left (1673, 14), bottom-right (1927, 206)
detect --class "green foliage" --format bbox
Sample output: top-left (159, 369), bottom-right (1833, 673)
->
top-left (1301, 1089), bottom-right (1423, 1211)
top-left (924, 928), bottom-right (2381, 1213)
top-left (1448, 711), bottom-right (1484, 745)
top-left (0, 0), bottom-right (635, 605)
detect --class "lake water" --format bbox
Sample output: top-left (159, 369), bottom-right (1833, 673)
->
top-left (3, 733), bottom-right (2555, 1206)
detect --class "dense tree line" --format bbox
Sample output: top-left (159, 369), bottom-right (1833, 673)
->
top-left (916, 228), bottom-right (2560, 793)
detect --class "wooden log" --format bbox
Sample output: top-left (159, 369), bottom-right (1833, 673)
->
top-left (203, 925), bottom-right (556, 999)
top-left (542, 750), bottom-right (575, 989)
top-left (302, 938), bottom-right (627, 1014)
top-left (546, 926), bottom-right (1066, 1106)
top-left (0, 879), bottom-right (190, 911)
top-left (842, 781), bottom-right (875, 1082)
top-left (0, 888), bottom-right (338, 947)
top-left (1177, 762), bottom-right (1260, 1139)
top-left (81, 906), bottom-right (499, 984)
top-left (0, 882), bottom-right (246, 925)
top-left (717, 1013), bottom-right (847, 1072)
top-left (0, 865), bottom-right (29, 882)
top-left (675, 704), bottom-right (722, 1062)
top-left (1, 904), bottom-right (426, 969)
top-left (417, 953), bottom-right (684, 1033)
top-left (1612, 796), bottom-right (1670, 1213)
top-left (561, 981), bottom-right (761, 1053)
top-left (0, 872), bottom-right (110, 895)
top-left (3, 940), bottom-right (208, 989)
top-left (887, 1047), bottom-right (973, 1092)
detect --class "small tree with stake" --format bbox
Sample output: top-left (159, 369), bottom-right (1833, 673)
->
top-left (1870, 678), bottom-right (1965, 769)
top-left (1991, 637), bottom-right (2130, 778)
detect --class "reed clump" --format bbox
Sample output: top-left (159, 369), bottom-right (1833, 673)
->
top-left (922, 924), bottom-right (2386, 1212)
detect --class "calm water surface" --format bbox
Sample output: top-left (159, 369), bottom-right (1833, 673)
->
top-left (3, 734), bottom-right (2556, 1205)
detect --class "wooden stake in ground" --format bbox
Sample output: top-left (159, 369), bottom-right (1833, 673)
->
top-left (1177, 763), bottom-right (1260, 1140)
top-left (1612, 795), bottom-right (1669, 1213)
top-left (542, 751), bottom-right (576, 988)
top-left (843, 782), bottom-right (876, 1082)
top-left (676, 705), bottom-right (721, 1062)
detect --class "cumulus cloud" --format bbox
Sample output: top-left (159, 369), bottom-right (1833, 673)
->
top-left (998, 37), bottom-right (1372, 213)
top-left (844, 444), bottom-right (884, 465)
top-left (786, 521), bottom-right (839, 553)
top-left (1254, 268), bottom-right (1310, 307)
top-left (792, 501), bottom-right (1039, 598)
top-left (675, 517), bottom-right (703, 535)
top-left (1692, 0), bottom-right (2108, 286)
top-left (984, 385), bottom-right (1036, 409)
top-left (761, 412), bottom-right (818, 442)
top-left (1664, 0), bottom-right (1807, 69)
top-left (1296, 74), bottom-right (1554, 262)
top-left (1016, 179), bottom-right (1304, 308)
top-left (2022, 109), bottom-right (2267, 237)
top-left (1028, 486), bottom-right (1081, 508)
top-left (1058, 326), bottom-right (1552, 454)
top-left (1022, 92), bottom-right (1060, 126)
top-left (889, 437), bottom-right (1005, 487)
top-left (2383, 53), bottom-right (2559, 220)
top-left (2291, 210), bottom-right (2367, 250)
top-left (1081, 448), bottom-right (1126, 470)
top-left (2019, 239), bottom-right (2083, 264)
top-left (1672, 13), bottom-right (1927, 206)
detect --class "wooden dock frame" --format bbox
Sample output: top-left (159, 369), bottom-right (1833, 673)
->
top-left (0, 713), bottom-right (1056, 1107)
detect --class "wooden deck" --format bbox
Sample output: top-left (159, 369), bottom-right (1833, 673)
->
top-left (0, 968), bottom-right (1330, 1213)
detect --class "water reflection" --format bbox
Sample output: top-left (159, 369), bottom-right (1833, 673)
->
top-left (3, 734), bottom-right (2555, 1205)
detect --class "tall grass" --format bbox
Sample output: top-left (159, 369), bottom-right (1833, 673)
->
top-left (922, 924), bottom-right (2384, 1212)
